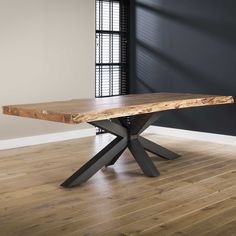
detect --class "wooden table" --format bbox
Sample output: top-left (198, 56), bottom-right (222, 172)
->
top-left (3, 93), bottom-right (234, 187)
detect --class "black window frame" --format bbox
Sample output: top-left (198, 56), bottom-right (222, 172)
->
top-left (96, 0), bottom-right (130, 98)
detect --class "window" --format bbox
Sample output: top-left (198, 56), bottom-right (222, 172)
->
top-left (96, 0), bottom-right (129, 97)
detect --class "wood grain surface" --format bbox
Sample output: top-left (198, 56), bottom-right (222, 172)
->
top-left (0, 133), bottom-right (235, 236)
top-left (2, 93), bottom-right (234, 124)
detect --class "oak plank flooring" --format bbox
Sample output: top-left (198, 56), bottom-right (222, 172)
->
top-left (0, 133), bottom-right (235, 236)
top-left (173, 206), bottom-right (236, 236)
top-left (202, 219), bottom-right (236, 236)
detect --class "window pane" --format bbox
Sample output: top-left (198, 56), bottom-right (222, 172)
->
top-left (96, 34), bottom-right (120, 64)
top-left (96, 0), bottom-right (128, 98)
top-left (96, 65), bottom-right (120, 97)
top-left (96, 1), bottom-right (120, 31)
top-left (113, 2), bottom-right (120, 31)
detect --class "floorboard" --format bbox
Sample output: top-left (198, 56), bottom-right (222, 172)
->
top-left (0, 133), bottom-right (235, 236)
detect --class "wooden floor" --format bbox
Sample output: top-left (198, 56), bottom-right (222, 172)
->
top-left (0, 133), bottom-right (236, 236)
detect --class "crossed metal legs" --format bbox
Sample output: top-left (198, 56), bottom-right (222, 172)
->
top-left (61, 112), bottom-right (180, 188)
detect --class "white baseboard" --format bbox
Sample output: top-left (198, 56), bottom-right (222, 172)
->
top-left (145, 126), bottom-right (236, 146)
top-left (0, 128), bottom-right (96, 151)
top-left (1, 125), bottom-right (235, 151)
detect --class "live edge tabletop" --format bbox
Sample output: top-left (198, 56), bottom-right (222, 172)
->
top-left (2, 93), bottom-right (235, 188)
top-left (2, 93), bottom-right (234, 124)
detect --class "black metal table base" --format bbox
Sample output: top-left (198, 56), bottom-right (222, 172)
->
top-left (61, 112), bottom-right (180, 188)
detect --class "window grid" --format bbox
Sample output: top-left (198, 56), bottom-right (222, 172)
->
top-left (96, 0), bottom-right (129, 98)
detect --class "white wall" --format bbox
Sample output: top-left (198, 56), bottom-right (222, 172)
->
top-left (0, 0), bottom-right (95, 140)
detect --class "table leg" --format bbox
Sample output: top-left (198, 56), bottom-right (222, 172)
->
top-left (105, 146), bottom-right (127, 167)
top-left (61, 137), bottom-right (127, 188)
top-left (139, 136), bottom-right (180, 160)
top-left (128, 139), bottom-right (160, 177)
top-left (61, 112), bottom-right (180, 188)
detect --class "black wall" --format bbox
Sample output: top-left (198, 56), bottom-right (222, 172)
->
top-left (130, 0), bottom-right (236, 136)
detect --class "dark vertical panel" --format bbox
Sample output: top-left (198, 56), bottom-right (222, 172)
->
top-left (130, 0), bottom-right (236, 135)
